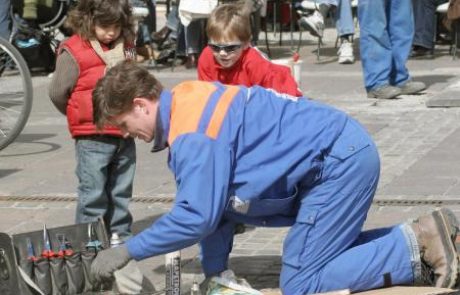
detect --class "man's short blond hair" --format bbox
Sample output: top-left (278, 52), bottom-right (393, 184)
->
top-left (206, 3), bottom-right (252, 43)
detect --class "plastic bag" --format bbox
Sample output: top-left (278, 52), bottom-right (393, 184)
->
top-left (206, 270), bottom-right (262, 295)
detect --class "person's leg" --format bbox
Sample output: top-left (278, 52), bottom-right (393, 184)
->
top-left (358, 0), bottom-right (393, 91)
top-left (280, 118), bottom-right (409, 294)
top-left (388, 0), bottom-right (426, 94)
top-left (412, 0), bottom-right (435, 50)
top-left (23, 0), bottom-right (38, 28)
top-left (166, 4), bottom-right (179, 39)
top-left (335, 0), bottom-right (354, 38)
top-left (0, 0), bottom-right (11, 40)
top-left (75, 136), bottom-right (118, 234)
top-left (105, 137), bottom-right (136, 239)
top-left (388, 0), bottom-right (413, 87)
top-left (335, 0), bottom-right (355, 64)
top-left (184, 19), bottom-right (204, 68)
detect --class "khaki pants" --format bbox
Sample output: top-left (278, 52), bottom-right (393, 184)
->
top-left (23, 0), bottom-right (53, 19)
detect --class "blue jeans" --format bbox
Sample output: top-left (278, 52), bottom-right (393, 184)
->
top-left (75, 136), bottom-right (136, 239)
top-left (358, 0), bottom-right (414, 91)
top-left (279, 119), bottom-right (415, 294)
top-left (317, 0), bottom-right (355, 37)
top-left (0, 0), bottom-right (11, 40)
top-left (412, 0), bottom-right (448, 49)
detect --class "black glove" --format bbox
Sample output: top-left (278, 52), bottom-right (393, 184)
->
top-left (91, 245), bottom-right (132, 281)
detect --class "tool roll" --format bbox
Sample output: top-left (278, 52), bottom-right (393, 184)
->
top-left (1, 219), bottom-right (112, 295)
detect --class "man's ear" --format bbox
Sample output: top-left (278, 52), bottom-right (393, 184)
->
top-left (133, 97), bottom-right (148, 113)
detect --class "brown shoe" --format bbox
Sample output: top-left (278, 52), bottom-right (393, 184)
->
top-left (151, 26), bottom-right (171, 43)
top-left (185, 53), bottom-right (198, 69)
top-left (410, 208), bottom-right (459, 288)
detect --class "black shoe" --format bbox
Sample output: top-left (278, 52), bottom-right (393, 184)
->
top-left (155, 48), bottom-right (175, 64)
top-left (411, 45), bottom-right (434, 58)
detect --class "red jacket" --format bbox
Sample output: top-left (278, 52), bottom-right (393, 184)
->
top-left (63, 35), bottom-right (134, 137)
top-left (198, 46), bottom-right (302, 97)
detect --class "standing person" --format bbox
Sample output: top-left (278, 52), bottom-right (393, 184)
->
top-left (91, 61), bottom-right (459, 294)
top-left (298, 0), bottom-right (356, 64)
top-left (198, 3), bottom-right (302, 96)
top-left (48, 0), bottom-right (137, 239)
top-left (358, 0), bottom-right (426, 99)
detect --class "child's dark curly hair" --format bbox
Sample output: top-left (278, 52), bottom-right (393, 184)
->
top-left (65, 0), bottom-right (135, 42)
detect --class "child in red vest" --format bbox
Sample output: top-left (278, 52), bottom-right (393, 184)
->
top-left (198, 3), bottom-right (302, 97)
top-left (48, 0), bottom-right (137, 240)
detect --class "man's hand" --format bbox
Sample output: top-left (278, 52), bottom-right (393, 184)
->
top-left (91, 245), bottom-right (132, 281)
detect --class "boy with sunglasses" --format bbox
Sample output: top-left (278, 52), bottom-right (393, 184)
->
top-left (198, 3), bottom-right (302, 97)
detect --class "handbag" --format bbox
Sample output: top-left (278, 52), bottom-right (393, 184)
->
top-left (178, 0), bottom-right (218, 26)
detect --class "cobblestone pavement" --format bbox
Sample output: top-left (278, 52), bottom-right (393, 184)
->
top-left (2, 23), bottom-right (460, 293)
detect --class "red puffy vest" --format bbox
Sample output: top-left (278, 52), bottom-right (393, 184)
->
top-left (63, 35), bottom-right (134, 137)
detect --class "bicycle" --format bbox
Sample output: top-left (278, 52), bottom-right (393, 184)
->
top-left (0, 36), bottom-right (33, 151)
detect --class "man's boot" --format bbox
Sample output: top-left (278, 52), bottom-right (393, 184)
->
top-left (410, 208), bottom-right (459, 288)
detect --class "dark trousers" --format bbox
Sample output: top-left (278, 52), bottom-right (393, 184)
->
top-left (412, 0), bottom-right (448, 49)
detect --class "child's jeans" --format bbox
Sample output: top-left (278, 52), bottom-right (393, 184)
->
top-left (75, 135), bottom-right (136, 239)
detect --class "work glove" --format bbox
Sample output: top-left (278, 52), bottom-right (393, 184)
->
top-left (91, 245), bottom-right (132, 281)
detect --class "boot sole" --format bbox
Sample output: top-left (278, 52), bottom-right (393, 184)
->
top-left (432, 208), bottom-right (459, 288)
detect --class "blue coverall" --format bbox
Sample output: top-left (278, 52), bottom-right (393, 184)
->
top-left (125, 81), bottom-right (417, 294)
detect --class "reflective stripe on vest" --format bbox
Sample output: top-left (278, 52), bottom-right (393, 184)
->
top-left (168, 81), bottom-right (240, 145)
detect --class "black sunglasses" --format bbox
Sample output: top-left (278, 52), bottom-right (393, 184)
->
top-left (209, 43), bottom-right (242, 53)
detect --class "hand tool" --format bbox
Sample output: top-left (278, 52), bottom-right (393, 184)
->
top-left (41, 224), bottom-right (55, 259)
top-left (85, 223), bottom-right (102, 252)
top-left (26, 238), bottom-right (37, 261)
top-left (56, 234), bottom-right (74, 257)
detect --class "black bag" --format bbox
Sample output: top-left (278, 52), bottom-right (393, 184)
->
top-left (0, 220), bottom-right (111, 295)
top-left (12, 27), bottom-right (56, 73)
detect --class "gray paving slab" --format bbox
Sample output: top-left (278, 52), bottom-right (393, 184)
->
top-left (426, 78), bottom-right (460, 107)
top-left (3, 21), bottom-right (460, 293)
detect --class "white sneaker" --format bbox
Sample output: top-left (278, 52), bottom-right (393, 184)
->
top-left (298, 10), bottom-right (324, 38)
top-left (337, 41), bottom-right (355, 64)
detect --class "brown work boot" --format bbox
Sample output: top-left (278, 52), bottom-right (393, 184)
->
top-left (410, 208), bottom-right (459, 288)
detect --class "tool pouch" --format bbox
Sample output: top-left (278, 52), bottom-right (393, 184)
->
top-left (80, 250), bottom-right (98, 292)
top-left (33, 257), bottom-right (52, 295)
top-left (0, 220), bottom-right (111, 295)
top-left (64, 252), bottom-right (84, 294)
top-left (50, 256), bottom-right (67, 294)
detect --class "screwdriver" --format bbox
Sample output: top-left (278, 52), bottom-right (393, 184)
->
top-left (41, 224), bottom-right (55, 259)
top-left (26, 238), bottom-right (37, 261)
top-left (56, 234), bottom-right (74, 257)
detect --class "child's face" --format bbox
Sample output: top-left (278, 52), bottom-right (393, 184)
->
top-left (209, 39), bottom-right (249, 69)
top-left (94, 24), bottom-right (121, 45)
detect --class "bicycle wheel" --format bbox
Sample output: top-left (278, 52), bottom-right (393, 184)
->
top-left (0, 37), bottom-right (33, 151)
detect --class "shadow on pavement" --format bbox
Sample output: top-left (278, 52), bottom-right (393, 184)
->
top-left (0, 169), bottom-right (20, 178)
top-left (132, 213), bottom-right (163, 235)
top-left (416, 75), bottom-right (456, 88)
top-left (0, 133), bottom-right (61, 156)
